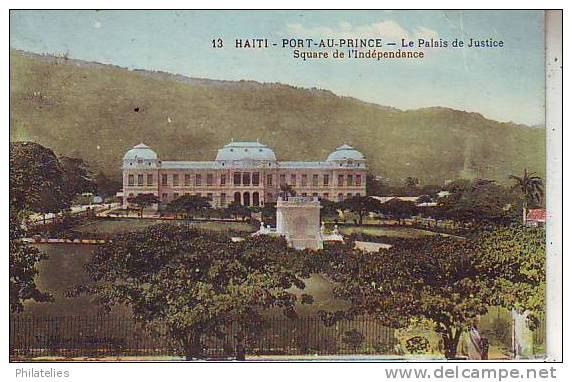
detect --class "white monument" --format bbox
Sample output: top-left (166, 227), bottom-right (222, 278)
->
top-left (276, 196), bottom-right (323, 250)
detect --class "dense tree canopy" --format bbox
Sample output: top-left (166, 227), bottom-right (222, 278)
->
top-left (438, 179), bottom-right (517, 223)
top-left (166, 194), bottom-right (211, 218)
top-left (94, 171), bottom-right (122, 198)
top-left (9, 210), bottom-right (52, 312)
top-left (323, 236), bottom-right (487, 359)
top-left (475, 225), bottom-right (545, 328)
top-left (320, 224), bottom-right (546, 358)
top-left (365, 174), bottom-right (385, 196)
top-left (378, 198), bottom-right (418, 223)
top-left (60, 156), bottom-right (96, 200)
top-left (10, 141), bottom-right (69, 213)
top-left (10, 141), bottom-right (76, 311)
top-left (226, 201), bottom-right (251, 221)
top-left (337, 195), bottom-right (382, 225)
top-left (82, 225), bottom-right (313, 359)
top-left (127, 193), bottom-right (160, 217)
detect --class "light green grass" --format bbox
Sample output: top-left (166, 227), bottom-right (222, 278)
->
top-left (339, 225), bottom-right (436, 238)
top-left (73, 218), bottom-right (255, 234)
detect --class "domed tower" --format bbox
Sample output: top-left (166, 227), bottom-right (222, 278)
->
top-left (326, 144), bottom-right (366, 168)
top-left (326, 144), bottom-right (367, 201)
top-left (122, 143), bottom-right (160, 208)
top-left (123, 143), bottom-right (159, 169)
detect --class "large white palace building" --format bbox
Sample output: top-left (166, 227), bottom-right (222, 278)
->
top-left (122, 141), bottom-right (367, 208)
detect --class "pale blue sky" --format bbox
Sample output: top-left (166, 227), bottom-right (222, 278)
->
top-left (10, 10), bottom-right (545, 125)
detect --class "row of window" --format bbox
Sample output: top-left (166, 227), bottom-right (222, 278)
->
top-left (127, 172), bottom-right (364, 188)
top-left (127, 191), bottom-right (361, 205)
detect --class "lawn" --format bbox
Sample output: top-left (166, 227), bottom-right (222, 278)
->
top-left (73, 218), bottom-right (256, 235)
top-left (339, 225), bottom-right (436, 238)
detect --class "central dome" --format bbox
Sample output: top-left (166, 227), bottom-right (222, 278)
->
top-left (216, 141), bottom-right (277, 161)
top-left (326, 144), bottom-right (365, 161)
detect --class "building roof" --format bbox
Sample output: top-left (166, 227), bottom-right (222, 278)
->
top-left (326, 144), bottom-right (365, 161)
top-left (215, 141), bottom-right (277, 161)
top-left (526, 209), bottom-right (546, 222)
top-left (123, 143), bottom-right (158, 160)
top-left (161, 161), bottom-right (218, 169)
top-left (279, 161), bottom-right (335, 169)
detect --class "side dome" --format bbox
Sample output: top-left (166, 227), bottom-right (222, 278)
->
top-left (215, 141), bottom-right (277, 161)
top-left (326, 144), bottom-right (365, 161)
top-left (123, 143), bottom-right (158, 160)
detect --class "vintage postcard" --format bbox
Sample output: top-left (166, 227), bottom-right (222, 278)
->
top-left (8, 8), bottom-right (562, 369)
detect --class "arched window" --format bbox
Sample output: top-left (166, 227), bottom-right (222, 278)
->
top-left (252, 192), bottom-right (260, 207)
top-left (234, 192), bottom-right (241, 204)
top-left (243, 192), bottom-right (251, 206)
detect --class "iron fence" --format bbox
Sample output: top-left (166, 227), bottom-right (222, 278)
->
top-left (10, 315), bottom-right (398, 359)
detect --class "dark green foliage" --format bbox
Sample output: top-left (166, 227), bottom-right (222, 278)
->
top-left (166, 194), bottom-right (211, 218)
top-left (321, 237), bottom-right (483, 359)
top-left (337, 195), bottom-right (382, 225)
top-left (365, 174), bottom-right (385, 196)
top-left (321, 224), bottom-right (546, 359)
top-left (320, 199), bottom-right (340, 221)
top-left (10, 141), bottom-right (69, 213)
top-left (127, 193), bottom-right (160, 217)
top-left (59, 156), bottom-right (96, 200)
top-left (378, 198), bottom-right (418, 223)
top-left (509, 169), bottom-right (544, 224)
top-left (9, 141), bottom-right (73, 311)
top-left (437, 179), bottom-right (518, 223)
top-left (80, 225), bottom-right (312, 359)
top-left (94, 172), bottom-right (122, 198)
top-left (9, 210), bottom-right (52, 312)
top-left (475, 225), bottom-right (545, 329)
top-left (226, 201), bottom-right (251, 221)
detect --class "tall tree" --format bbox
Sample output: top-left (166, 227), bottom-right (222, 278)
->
top-left (127, 193), bottom-right (160, 217)
top-left (10, 141), bottom-right (68, 311)
top-left (438, 179), bottom-right (517, 223)
top-left (378, 198), bottom-right (418, 224)
top-left (59, 156), bottom-right (96, 201)
top-left (337, 195), bottom-right (382, 225)
top-left (94, 172), bottom-right (122, 198)
top-left (320, 199), bottom-right (340, 221)
top-left (166, 194), bottom-right (212, 218)
top-left (365, 173), bottom-right (385, 196)
top-left (509, 169), bottom-right (544, 224)
top-left (9, 210), bottom-right (52, 312)
top-left (10, 141), bottom-right (69, 214)
top-left (80, 225), bottom-right (312, 360)
top-left (476, 225), bottom-right (545, 328)
top-left (324, 237), bottom-right (488, 359)
top-left (226, 201), bottom-right (251, 221)
top-left (404, 176), bottom-right (420, 196)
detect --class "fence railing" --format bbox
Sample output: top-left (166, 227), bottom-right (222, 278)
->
top-left (10, 315), bottom-right (398, 359)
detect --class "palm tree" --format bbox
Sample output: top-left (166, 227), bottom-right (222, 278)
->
top-left (509, 169), bottom-right (544, 224)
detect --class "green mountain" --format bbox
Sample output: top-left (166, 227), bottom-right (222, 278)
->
top-left (9, 50), bottom-right (545, 185)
